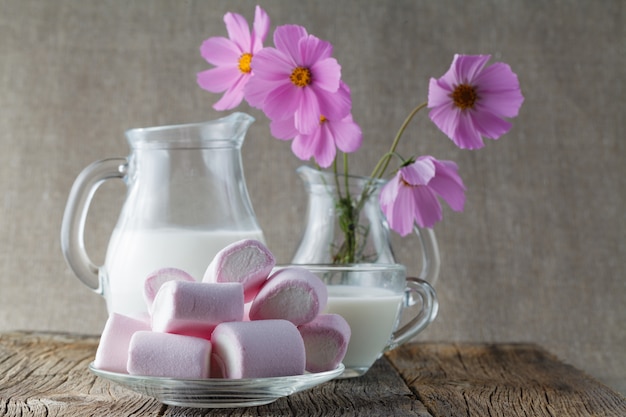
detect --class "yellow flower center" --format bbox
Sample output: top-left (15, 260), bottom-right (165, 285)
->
top-left (319, 115), bottom-right (327, 124)
top-left (290, 66), bottom-right (312, 87)
top-left (238, 53), bottom-right (253, 74)
top-left (451, 84), bottom-right (478, 110)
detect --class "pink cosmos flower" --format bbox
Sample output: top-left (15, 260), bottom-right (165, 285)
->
top-left (379, 156), bottom-right (466, 234)
top-left (244, 24), bottom-right (351, 134)
top-left (269, 82), bottom-right (362, 168)
top-left (427, 54), bottom-right (524, 149)
top-left (197, 6), bottom-right (270, 110)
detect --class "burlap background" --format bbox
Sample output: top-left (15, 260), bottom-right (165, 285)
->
top-left (1, 0), bottom-right (623, 393)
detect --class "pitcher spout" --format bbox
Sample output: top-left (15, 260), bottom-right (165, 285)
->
top-left (125, 112), bottom-right (255, 149)
top-left (210, 112), bottom-right (255, 147)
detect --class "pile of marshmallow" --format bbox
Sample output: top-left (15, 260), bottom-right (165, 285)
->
top-left (93, 239), bottom-right (351, 379)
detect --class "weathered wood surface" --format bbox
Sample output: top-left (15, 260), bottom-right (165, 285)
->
top-left (0, 332), bottom-right (425, 417)
top-left (0, 332), bottom-right (624, 416)
top-left (387, 343), bottom-right (626, 417)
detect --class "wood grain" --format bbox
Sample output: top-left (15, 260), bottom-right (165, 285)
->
top-left (0, 332), bottom-right (428, 416)
top-left (1, 333), bottom-right (624, 416)
top-left (386, 343), bottom-right (626, 417)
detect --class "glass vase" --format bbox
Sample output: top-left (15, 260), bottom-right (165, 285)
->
top-left (291, 165), bottom-right (440, 284)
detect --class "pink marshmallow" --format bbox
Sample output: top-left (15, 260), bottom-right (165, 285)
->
top-left (202, 239), bottom-right (275, 302)
top-left (249, 267), bottom-right (328, 326)
top-left (298, 314), bottom-right (351, 373)
top-left (127, 331), bottom-right (211, 378)
top-left (211, 320), bottom-right (305, 379)
top-left (151, 280), bottom-right (244, 339)
top-left (143, 267), bottom-right (195, 313)
top-left (93, 313), bottom-right (151, 373)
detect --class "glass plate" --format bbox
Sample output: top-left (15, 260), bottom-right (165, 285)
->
top-left (89, 362), bottom-right (344, 408)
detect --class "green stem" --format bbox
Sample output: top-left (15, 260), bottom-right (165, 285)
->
top-left (333, 158), bottom-right (343, 201)
top-left (331, 102), bottom-right (427, 264)
top-left (370, 101), bottom-right (428, 179)
top-left (342, 153), bottom-right (355, 263)
top-left (343, 152), bottom-right (350, 199)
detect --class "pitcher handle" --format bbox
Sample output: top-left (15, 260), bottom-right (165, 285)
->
top-left (60, 158), bottom-right (127, 293)
top-left (385, 276), bottom-right (438, 351)
top-left (414, 226), bottom-right (440, 285)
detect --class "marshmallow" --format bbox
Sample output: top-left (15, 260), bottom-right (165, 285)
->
top-left (143, 267), bottom-right (195, 313)
top-left (93, 313), bottom-right (151, 373)
top-left (151, 280), bottom-right (244, 339)
top-left (203, 239), bottom-right (275, 302)
top-left (298, 314), bottom-right (351, 373)
top-left (127, 331), bottom-right (211, 378)
top-left (249, 267), bottom-right (327, 326)
top-left (211, 320), bottom-right (306, 379)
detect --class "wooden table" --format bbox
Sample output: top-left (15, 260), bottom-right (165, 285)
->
top-left (0, 332), bottom-right (624, 416)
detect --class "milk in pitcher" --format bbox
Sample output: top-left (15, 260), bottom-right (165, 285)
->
top-left (103, 228), bottom-right (265, 316)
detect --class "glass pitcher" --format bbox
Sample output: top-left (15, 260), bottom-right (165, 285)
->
top-left (61, 112), bottom-right (265, 317)
top-left (291, 165), bottom-right (440, 285)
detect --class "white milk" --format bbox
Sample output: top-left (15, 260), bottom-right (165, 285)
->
top-left (102, 228), bottom-right (265, 316)
top-left (323, 286), bottom-right (403, 370)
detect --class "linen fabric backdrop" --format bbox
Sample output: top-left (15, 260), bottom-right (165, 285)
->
top-left (0, 0), bottom-right (624, 394)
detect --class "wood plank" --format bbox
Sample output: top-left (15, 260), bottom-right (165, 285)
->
top-left (0, 332), bottom-right (159, 416)
top-left (386, 342), bottom-right (626, 417)
top-left (0, 332), bottom-right (428, 416)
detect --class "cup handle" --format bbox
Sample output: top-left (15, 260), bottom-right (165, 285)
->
top-left (60, 158), bottom-right (127, 293)
top-left (414, 226), bottom-right (441, 285)
top-left (385, 276), bottom-right (439, 351)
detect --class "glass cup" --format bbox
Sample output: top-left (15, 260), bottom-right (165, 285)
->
top-left (293, 264), bottom-right (438, 378)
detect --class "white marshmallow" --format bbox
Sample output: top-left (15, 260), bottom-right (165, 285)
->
top-left (298, 314), bottom-right (351, 373)
top-left (202, 239), bottom-right (275, 302)
top-left (143, 267), bottom-right (195, 313)
top-left (249, 267), bottom-right (328, 326)
top-left (151, 280), bottom-right (244, 339)
top-left (211, 320), bottom-right (306, 379)
top-left (127, 331), bottom-right (211, 378)
top-left (93, 313), bottom-right (151, 373)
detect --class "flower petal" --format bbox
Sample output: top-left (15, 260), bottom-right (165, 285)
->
top-left (243, 75), bottom-right (274, 108)
top-left (270, 117), bottom-right (298, 140)
top-left (250, 48), bottom-right (294, 81)
top-left (427, 78), bottom-right (453, 109)
top-left (315, 82), bottom-right (352, 120)
top-left (380, 176), bottom-right (400, 209)
top-left (329, 116), bottom-right (362, 153)
top-left (380, 177), bottom-right (416, 236)
top-left (426, 157), bottom-right (466, 212)
top-left (475, 63), bottom-right (524, 118)
top-left (452, 112), bottom-right (485, 149)
top-left (478, 90), bottom-right (525, 119)
top-left (291, 131), bottom-right (316, 161)
top-left (411, 186), bottom-right (443, 228)
top-left (224, 12), bottom-right (251, 52)
top-left (197, 67), bottom-right (242, 93)
top-left (453, 54), bottom-right (490, 84)
top-left (428, 101), bottom-right (460, 140)
top-left (273, 25), bottom-right (308, 64)
top-left (212, 72), bottom-right (248, 110)
top-left (311, 125), bottom-right (337, 168)
top-left (475, 62), bottom-right (521, 93)
top-left (294, 87), bottom-right (321, 134)
top-left (263, 82), bottom-right (302, 120)
top-left (251, 5), bottom-right (270, 52)
top-left (401, 158), bottom-right (436, 186)
top-left (299, 34), bottom-right (333, 66)
top-left (470, 108), bottom-right (512, 140)
top-left (200, 37), bottom-right (241, 66)
top-left (309, 58), bottom-right (342, 92)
